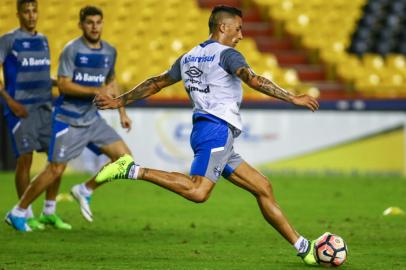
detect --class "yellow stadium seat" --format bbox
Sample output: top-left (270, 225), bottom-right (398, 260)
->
top-left (0, 0), bottom-right (310, 99)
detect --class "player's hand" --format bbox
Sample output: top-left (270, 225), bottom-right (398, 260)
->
top-left (94, 93), bottom-right (123, 110)
top-left (120, 113), bottom-right (132, 132)
top-left (8, 99), bottom-right (28, 118)
top-left (292, 94), bottom-right (319, 112)
top-left (100, 83), bottom-right (115, 95)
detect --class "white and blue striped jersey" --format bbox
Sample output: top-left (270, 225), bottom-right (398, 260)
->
top-left (0, 28), bottom-right (52, 115)
top-left (168, 40), bottom-right (249, 131)
top-left (56, 37), bottom-right (116, 126)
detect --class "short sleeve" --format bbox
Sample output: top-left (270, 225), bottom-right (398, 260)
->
top-left (57, 44), bottom-right (76, 78)
top-left (0, 34), bottom-right (14, 63)
top-left (106, 48), bottom-right (117, 81)
top-left (167, 55), bottom-right (183, 82)
top-left (219, 48), bottom-right (249, 75)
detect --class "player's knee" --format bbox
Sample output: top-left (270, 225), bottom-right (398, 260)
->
top-left (47, 164), bottom-right (65, 178)
top-left (188, 189), bottom-right (210, 203)
top-left (255, 178), bottom-right (273, 198)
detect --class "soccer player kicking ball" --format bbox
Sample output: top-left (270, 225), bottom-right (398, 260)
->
top-left (1, 0), bottom-right (70, 231)
top-left (95, 5), bottom-right (320, 265)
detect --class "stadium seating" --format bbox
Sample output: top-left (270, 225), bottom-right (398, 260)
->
top-left (252, 0), bottom-right (406, 97)
top-left (0, 0), bottom-right (308, 101)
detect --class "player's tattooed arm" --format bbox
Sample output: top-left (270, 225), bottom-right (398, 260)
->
top-left (236, 67), bottom-right (319, 111)
top-left (236, 67), bottom-right (294, 102)
top-left (120, 72), bottom-right (178, 105)
top-left (95, 72), bottom-right (179, 109)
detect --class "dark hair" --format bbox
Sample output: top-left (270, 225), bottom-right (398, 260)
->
top-left (17, 0), bottom-right (37, 11)
top-left (208, 5), bottom-right (243, 34)
top-left (79, 6), bottom-right (103, 23)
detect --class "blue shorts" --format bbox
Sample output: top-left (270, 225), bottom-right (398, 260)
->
top-left (190, 113), bottom-right (243, 182)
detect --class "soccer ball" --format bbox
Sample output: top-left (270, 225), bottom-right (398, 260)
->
top-left (315, 232), bottom-right (348, 267)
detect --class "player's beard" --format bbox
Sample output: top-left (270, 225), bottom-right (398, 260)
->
top-left (84, 32), bottom-right (101, 44)
top-left (20, 19), bottom-right (37, 33)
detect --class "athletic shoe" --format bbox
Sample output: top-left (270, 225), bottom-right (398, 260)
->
top-left (298, 240), bottom-right (318, 266)
top-left (27, 218), bottom-right (45, 231)
top-left (96, 154), bottom-right (135, 183)
top-left (39, 214), bottom-right (72, 230)
top-left (4, 212), bottom-right (32, 232)
top-left (70, 184), bottom-right (93, 222)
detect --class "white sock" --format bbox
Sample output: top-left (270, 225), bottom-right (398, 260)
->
top-left (11, 205), bottom-right (27, 218)
top-left (127, 164), bottom-right (141, 179)
top-left (294, 236), bottom-right (309, 254)
top-left (26, 205), bottom-right (34, 219)
top-left (43, 200), bottom-right (56, 216)
top-left (79, 183), bottom-right (93, 197)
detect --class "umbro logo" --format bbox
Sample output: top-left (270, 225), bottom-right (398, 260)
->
top-left (59, 145), bottom-right (66, 158)
top-left (213, 166), bottom-right (222, 178)
top-left (185, 66), bottom-right (203, 78)
top-left (80, 56), bottom-right (89, 64)
top-left (22, 42), bottom-right (30, 48)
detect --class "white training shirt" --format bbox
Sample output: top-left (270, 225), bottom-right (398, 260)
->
top-left (168, 39), bottom-right (249, 131)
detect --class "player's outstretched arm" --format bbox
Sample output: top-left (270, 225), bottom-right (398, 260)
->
top-left (236, 67), bottom-right (319, 111)
top-left (94, 72), bottom-right (178, 110)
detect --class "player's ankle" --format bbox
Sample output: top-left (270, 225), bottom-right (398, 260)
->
top-left (43, 200), bottom-right (56, 215)
top-left (294, 236), bottom-right (310, 254)
top-left (128, 164), bottom-right (141, 179)
top-left (11, 205), bottom-right (27, 218)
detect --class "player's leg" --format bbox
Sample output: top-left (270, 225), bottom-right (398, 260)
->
top-left (5, 162), bottom-right (67, 231)
top-left (38, 174), bottom-right (72, 230)
top-left (225, 161), bottom-right (317, 265)
top-left (36, 105), bottom-right (70, 229)
top-left (142, 171), bottom-right (215, 203)
top-left (14, 153), bottom-right (33, 198)
top-left (96, 116), bottom-right (231, 202)
top-left (5, 112), bottom-right (45, 230)
top-left (14, 152), bottom-right (45, 230)
top-left (89, 139), bottom-right (132, 190)
top-left (99, 156), bottom-right (216, 203)
top-left (5, 115), bottom-right (83, 231)
top-left (70, 118), bottom-right (128, 222)
top-left (226, 161), bottom-right (299, 243)
top-left (71, 139), bottom-right (131, 222)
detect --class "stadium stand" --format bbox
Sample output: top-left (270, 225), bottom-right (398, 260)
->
top-left (247, 0), bottom-right (406, 98)
top-left (0, 0), bottom-right (314, 102)
top-left (1, 0), bottom-right (405, 101)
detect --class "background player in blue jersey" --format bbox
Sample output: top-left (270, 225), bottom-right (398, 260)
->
top-left (5, 5), bottom-right (132, 231)
top-left (1, 0), bottom-right (71, 231)
top-left (95, 5), bottom-right (321, 266)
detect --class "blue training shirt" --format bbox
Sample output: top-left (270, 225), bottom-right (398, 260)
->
top-left (0, 28), bottom-right (52, 115)
top-left (56, 37), bottom-right (116, 126)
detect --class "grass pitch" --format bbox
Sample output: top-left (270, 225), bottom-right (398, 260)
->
top-left (0, 172), bottom-right (405, 270)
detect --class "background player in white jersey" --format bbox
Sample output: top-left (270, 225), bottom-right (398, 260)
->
top-left (5, 6), bottom-right (132, 231)
top-left (95, 5), bottom-right (320, 266)
top-left (1, 0), bottom-right (70, 231)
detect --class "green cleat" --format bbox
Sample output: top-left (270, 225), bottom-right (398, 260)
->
top-left (39, 214), bottom-right (72, 230)
top-left (96, 154), bottom-right (135, 183)
top-left (27, 218), bottom-right (45, 231)
top-left (298, 240), bottom-right (319, 266)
